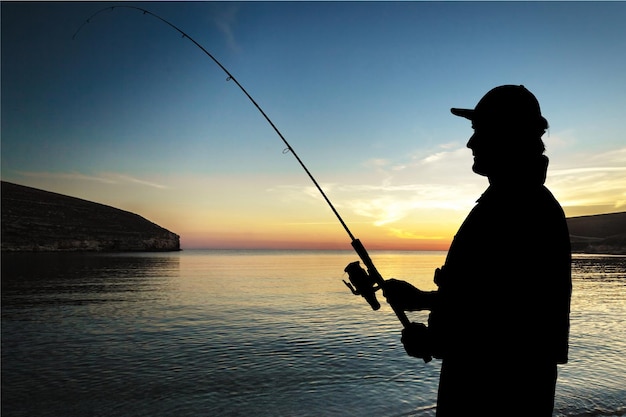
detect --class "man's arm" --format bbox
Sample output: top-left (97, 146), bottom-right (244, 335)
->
top-left (383, 278), bottom-right (439, 311)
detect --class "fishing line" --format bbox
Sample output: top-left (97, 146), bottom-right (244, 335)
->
top-left (72, 5), bottom-right (356, 242)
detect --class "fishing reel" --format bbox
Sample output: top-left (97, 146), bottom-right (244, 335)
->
top-left (343, 261), bottom-right (381, 311)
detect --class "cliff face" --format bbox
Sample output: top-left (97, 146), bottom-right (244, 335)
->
top-left (1, 181), bottom-right (180, 252)
top-left (567, 211), bottom-right (626, 255)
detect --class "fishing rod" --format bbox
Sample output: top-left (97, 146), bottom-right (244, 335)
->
top-left (73, 5), bottom-right (421, 349)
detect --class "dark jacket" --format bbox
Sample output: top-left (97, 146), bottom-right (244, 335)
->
top-left (430, 159), bottom-right (571, 364)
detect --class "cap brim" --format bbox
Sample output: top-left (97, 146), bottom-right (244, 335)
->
top-left (450, 108), bottom-right (474, 120)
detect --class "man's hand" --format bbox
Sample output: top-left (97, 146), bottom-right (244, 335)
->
top-left (401, 322), bottom-right (433, 362)
top-left (383, 278), bottom-right (437, 311)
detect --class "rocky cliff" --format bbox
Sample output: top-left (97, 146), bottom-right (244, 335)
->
top-left (567, 211), bottom-right (626, 255)
top-left (1, 181), bottom-right (180, 252)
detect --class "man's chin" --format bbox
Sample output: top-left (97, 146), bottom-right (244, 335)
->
top-left (472, 163), bottom-right (489, 177)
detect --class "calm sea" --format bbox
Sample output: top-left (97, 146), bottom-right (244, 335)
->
top-left (2, 250), bottom-right (625, 417)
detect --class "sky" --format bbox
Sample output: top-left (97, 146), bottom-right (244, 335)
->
top-left (2, 1), bottom-right (625, 250)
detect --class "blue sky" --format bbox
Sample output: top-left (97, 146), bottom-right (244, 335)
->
top-left (2, 1), bottom-right (625, 249)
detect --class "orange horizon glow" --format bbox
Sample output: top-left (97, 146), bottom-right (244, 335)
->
top-left (178, 229), bottom-right (454, 251)
top-left (179, 239), bottom-right (453, 251)
top-left (172, 202), bottom-right (622, 251)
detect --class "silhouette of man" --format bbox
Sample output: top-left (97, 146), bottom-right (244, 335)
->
top-left (384, 85), bottom-right (572, 416)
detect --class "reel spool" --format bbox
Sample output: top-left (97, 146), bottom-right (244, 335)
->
top-left (343, 261), bottom-right (381, 311)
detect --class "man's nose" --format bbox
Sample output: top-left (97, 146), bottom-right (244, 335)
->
top-left (467, 132), bottom-right (478, 149)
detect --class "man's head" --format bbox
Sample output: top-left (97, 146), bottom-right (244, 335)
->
top-left (451, 85), bottom-right (548, 178)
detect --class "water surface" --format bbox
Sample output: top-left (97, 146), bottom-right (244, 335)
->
top-left (2, 251), bottom-right (625, 416)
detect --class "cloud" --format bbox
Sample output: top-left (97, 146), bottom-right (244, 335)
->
top-left (550, 147), bottom-right (626, 177)
top-left (540, 146), bottom-right (626, 211)
top-left (15, 171), bottom-right (168, 189)
top-left (388, 228), bottom-right (445, 240)
top-left (269, 182), bottom-right (479, 228)
top-left (208, 4), bottom-right (242, 54)
top-left (268, 142), bottom-right (625, 232)
top-left (106, 174), bottom-right (168, 189)
top-left (552, 167), bottom-right (626, 175)
top-left (17, 171), bottom-right (117, 184)
top-left (345, 187), bottom-right (476, 226)
top-left (266, 143), bottom-right (483, 227)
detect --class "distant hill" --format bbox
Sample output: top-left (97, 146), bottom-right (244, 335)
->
top-left (567, 211), bottom-right (626, 255)
top-left (1, 181), bottom-right (180, 252)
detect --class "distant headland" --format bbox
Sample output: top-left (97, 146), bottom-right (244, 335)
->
top-left (1, 181), bottom-right (180, 252)
top-left (567, 211), bottom-right (626, 255)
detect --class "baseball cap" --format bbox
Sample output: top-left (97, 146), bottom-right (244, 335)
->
top-left (451, 85), bottom-right (548, 130)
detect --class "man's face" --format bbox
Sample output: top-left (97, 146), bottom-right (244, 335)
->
top-left (466, 123), bottom-right (501, 177)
